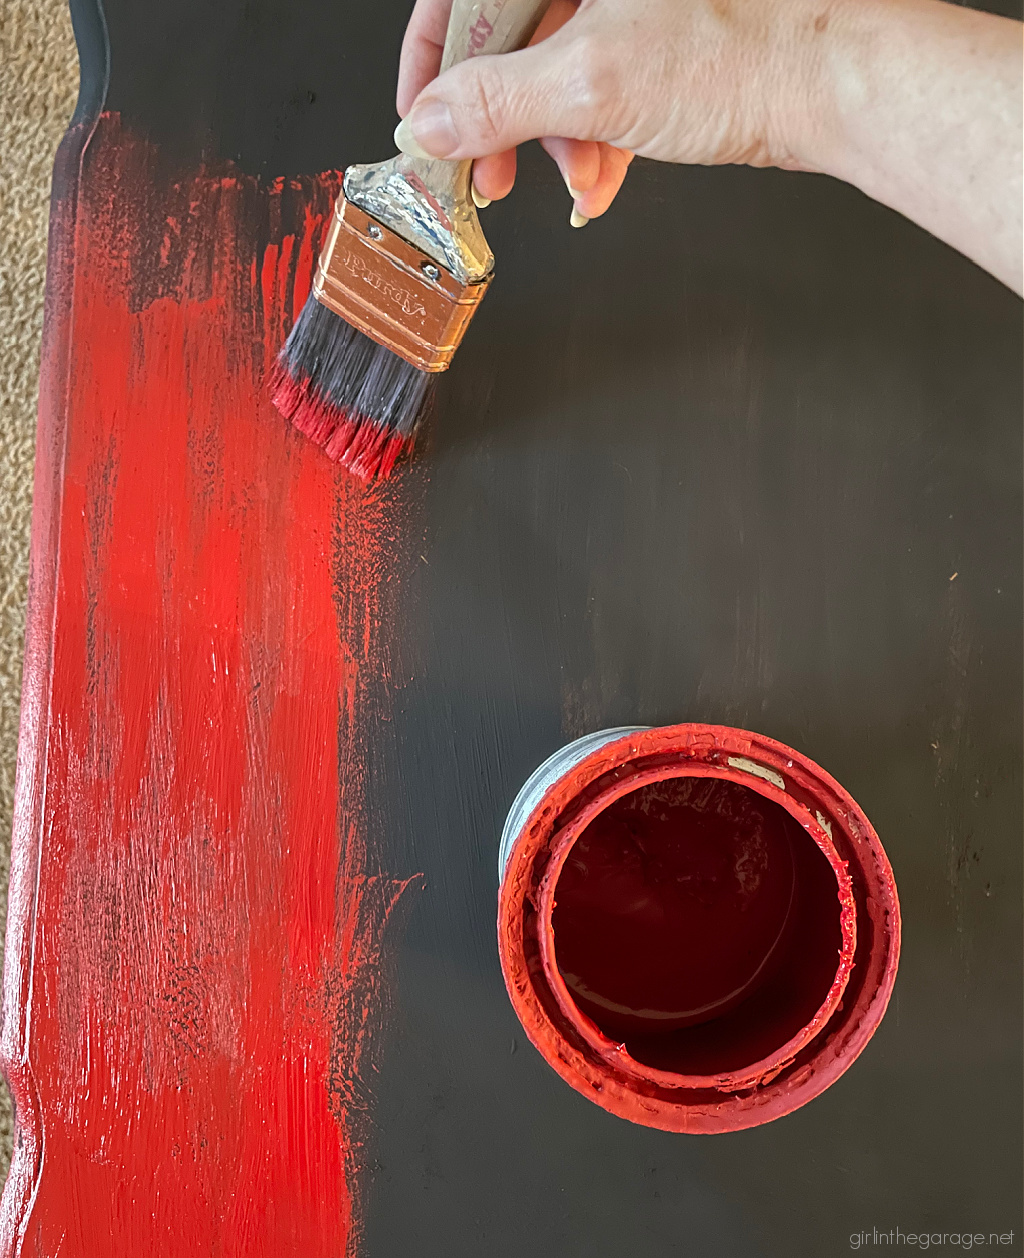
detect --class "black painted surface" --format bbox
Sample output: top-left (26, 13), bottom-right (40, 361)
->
top-left (79, 1), bottom-right (1023, 1252)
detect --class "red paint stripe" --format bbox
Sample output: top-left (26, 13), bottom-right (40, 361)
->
top-left (2, 115), bottom-right (420, 1256)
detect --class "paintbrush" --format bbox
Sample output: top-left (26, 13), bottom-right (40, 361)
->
top-left (271, 0), bottom-right (551, 480)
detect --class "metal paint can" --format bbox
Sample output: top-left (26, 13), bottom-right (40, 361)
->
top-left (497, 723), bottom-right (900, 1134)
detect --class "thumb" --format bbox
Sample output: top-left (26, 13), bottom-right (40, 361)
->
top-left (394, 34), bottom-right (612, 160)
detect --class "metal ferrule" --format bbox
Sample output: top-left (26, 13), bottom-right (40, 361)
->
top-left (313, 196), bottom-right (491, 373)
top-left (343, 155), bottom-right (494, 286)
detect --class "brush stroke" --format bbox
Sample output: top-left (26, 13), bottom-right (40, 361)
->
top-left (1, 113), bottom-right (421, 1258)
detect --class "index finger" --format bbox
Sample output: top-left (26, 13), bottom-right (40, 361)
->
top-left (397, 0), bottom-right (454, 116)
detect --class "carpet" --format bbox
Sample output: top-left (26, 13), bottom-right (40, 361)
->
top-left (0, 0), bottom-right (80, 1176)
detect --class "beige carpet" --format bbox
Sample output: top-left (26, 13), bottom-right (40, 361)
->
top-left (0, 0), bottom-right (80, 1177)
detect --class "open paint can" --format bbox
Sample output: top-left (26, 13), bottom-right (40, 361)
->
top-left (498, 724), bottom-right (900, 1133)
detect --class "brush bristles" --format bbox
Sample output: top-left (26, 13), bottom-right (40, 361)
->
top-left (270, 294), bottom-right (434, 481)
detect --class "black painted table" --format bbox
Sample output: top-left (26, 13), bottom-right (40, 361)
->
top-left (8, 0), bottom-right (1022, 1252)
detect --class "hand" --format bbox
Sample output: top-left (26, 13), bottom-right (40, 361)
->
top-left (395, 0), bottom-right (827, 225)
top-left (396, 0), bottom-right (638, 225)
top-left (395, 0), bottom-right (1023, 293)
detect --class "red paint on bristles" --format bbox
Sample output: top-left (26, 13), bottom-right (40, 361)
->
top-left (321, 417), bottom-right (359, 462)
top-left (375, 434), bottom-right (407, 480)
top-left (268, 361), bottom-right (413, 481)
top-left (323, 420), bottom-right (408, 483)
top-left (267, 362), bottom-right (305, 417)
top-left (269, 294), bottom-right (429, 483)
top-left (268, 363), bottom-right (341, 446)
top-left (290, 395), bottom-right (346, 448)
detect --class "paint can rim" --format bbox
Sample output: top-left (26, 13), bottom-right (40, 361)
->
top-left (497, 723), bottom-right (901, 1134)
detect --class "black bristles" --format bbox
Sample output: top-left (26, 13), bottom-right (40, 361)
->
top-left (270, 294), bottom-right (434, 481)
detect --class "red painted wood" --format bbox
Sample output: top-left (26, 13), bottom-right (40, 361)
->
top-left (2, 114), bottom-right (420, 1256)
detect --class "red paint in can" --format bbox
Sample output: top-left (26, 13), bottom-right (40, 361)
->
top-left (498, 724), bottom-right (900, 1133)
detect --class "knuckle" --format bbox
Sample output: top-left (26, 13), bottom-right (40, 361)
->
top-left (465, 64), bottom-right (509, 147)
top-left (571, 34), bottom-right (618, 121)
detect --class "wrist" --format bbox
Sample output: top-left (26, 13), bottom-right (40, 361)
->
top-left (761, 0), bottom-right (859, 178)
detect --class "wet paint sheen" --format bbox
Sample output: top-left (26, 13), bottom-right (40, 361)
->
top-left (553, 776), bottom-right (843, 1074)
top-left (1, 115), bottom-right (420, 1257)
top-left (553, 777), bottom-right (800, 1032)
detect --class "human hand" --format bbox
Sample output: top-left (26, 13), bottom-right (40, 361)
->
top-left (395, 0), bottom-right (831, 225)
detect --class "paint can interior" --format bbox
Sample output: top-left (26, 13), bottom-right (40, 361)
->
top-left (498, 724), bottom-right (900, 1133)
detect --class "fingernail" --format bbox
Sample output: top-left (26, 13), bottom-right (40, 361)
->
top-left (562, 170), bottom-right (584, 199)
top-left (570, 207), bottom-right (589, 228)
top-left (394, 100), bottom-right (458, 159)
top-left (471, 183), bottom-right (491, 209)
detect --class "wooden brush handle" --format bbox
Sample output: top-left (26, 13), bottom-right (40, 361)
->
top-left (345, 0), bottom-right (552, 282)
top-left (440, 0), bottom-right (551, 72)
top-left (408, 0), bottom-right (552, 203)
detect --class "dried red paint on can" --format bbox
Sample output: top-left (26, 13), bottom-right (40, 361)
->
top-left (498, 724), bottom-right (900, 1133)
